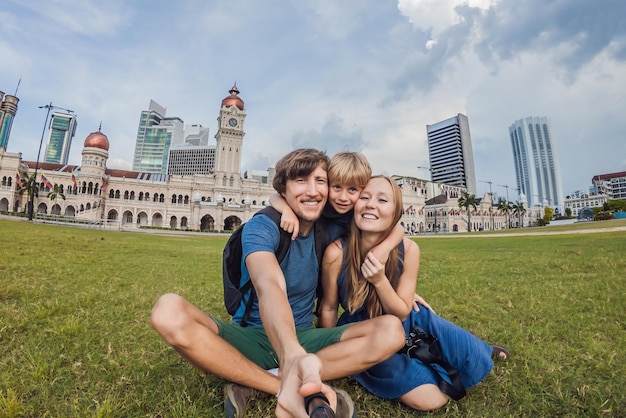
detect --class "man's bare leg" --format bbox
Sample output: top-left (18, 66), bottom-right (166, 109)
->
top-left (150, 293), bottom-right (280, 395)
top-left (315, 314), bottom-right (405, 380)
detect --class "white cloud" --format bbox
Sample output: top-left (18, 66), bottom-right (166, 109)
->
top-left (2, 0), bottom-right (625, 198)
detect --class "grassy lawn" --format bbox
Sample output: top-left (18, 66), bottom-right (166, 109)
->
top-left (1, 219), bottom-right (624, 417)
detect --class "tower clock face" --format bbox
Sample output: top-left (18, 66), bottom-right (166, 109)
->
top-left (228, 118), bottom-right (238, 127)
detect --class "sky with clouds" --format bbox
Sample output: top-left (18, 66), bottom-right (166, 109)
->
top-left (1, 0), bottom-right (625, 199)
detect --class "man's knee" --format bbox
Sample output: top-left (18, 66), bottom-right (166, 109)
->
top-left (366, 315), bottom-right (405, 357)
top-left (376, 315), bottom-right (405, 348)
top-left (150, 293), bottom-right (186, 337)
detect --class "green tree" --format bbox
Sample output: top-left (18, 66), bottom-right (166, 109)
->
top-left (607, 199), bottom-right (626, 212)
top-left (497, 198), bottom-right (512, 228)
top-left (458, 191), bottom-right (479, 232)
top-left (17, 173), bottom-right (39, 215)
top-left (47, 183), bottom-right (66, 209)
top-left (565, 207), bottom-right (572, 218)
top-left (543, 206), bottom-right (553, 224)
top-left (512, 201), bottom-right (526, 227)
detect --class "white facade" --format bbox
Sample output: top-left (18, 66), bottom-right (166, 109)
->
top-left (0, 87), bottom-right (275, 231)
top-left (509, 116), bottom-right (564, 212)
top-left (564, 193), bottom-right (608, 217)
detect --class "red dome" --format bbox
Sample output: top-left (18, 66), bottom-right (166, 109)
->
top-left (84, 130), bottom-right (110, 151)
top-left (221, 85), bottom-right (244, 110)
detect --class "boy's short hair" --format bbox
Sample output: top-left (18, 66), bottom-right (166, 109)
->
top-left (272, 148), bottom-right (330, 194)
top-left (328, 151), bottom-right (371, 188)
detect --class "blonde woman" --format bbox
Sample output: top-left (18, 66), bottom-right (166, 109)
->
top-left (319, 176), bottom-right (507, 411)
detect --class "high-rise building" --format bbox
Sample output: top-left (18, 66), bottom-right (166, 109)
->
top-left (426, 113), bottom-right (476, 195)
top-left (0, 90), bottom-right (19, 150)
top-left (132, 100), bottom-right (184, 174)
top-left (43, 112), bottom-right (77, 164)
top-left (166, 124), bottom-right (213, 176)
top-left (167, 145), bottom-right (215, 176)
top-left (509, 116), bottom-right (564, 210)
top-left (591, 171), bottom-right (626, 200)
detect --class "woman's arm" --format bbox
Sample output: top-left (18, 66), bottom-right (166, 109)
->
top-left (317, 241), bottom-right (343, 328)
top-left (362, 238), bottom-right (420, 321)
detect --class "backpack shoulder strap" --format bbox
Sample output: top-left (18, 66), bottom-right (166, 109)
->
top-left (254, 207), bottom-right (291, 261)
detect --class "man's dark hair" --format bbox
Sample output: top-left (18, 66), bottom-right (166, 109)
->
top-left (272, 148), bottom-right (330, 194)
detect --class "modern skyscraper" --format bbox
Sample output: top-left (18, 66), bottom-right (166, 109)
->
top-left (0, 91), bottom-right (19, 151)
top-left (509, 116), bottom-right (564, 210)
top-left (426, 113), bottom-right (477, 195)
top-left (43, 112), bottom-right (77, 164)
top-left (132, 100), bottom-right (184, 174)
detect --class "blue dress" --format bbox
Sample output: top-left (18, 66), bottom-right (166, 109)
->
top-left (336, 245), bottom-right (494, 399)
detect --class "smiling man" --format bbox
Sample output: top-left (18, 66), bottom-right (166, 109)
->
top-left (151, 148), bottom-right (405, 418)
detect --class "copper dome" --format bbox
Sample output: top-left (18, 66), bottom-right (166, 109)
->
top-left (84, 130), bottom-right (110, 151)
top-left (221, 85), bottom-right (244, 110)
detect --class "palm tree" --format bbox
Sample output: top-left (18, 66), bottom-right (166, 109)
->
top-left (17, 173), bottom-right (39, 214)
top-left (497, 198), bottom-right (512, 229)
top-left (48, 183), bottom-right (66, 213)
top-left (512, 201), bottom-right (526, 228)
top-left (458, 191), bottom-right (479, 232)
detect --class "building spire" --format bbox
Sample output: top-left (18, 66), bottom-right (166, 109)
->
top-left (14, 77), bottom-right (21, 96)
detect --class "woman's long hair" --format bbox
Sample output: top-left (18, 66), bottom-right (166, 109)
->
top-left (344, 176), bottom-right (404, 319)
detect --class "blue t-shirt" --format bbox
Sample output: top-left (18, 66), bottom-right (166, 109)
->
top-left (233, 214), bottom-right (338, 328)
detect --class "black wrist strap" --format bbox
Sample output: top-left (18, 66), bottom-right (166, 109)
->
top-left (304, 392), bottom-right (335, 417)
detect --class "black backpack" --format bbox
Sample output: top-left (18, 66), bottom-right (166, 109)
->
top-left (222, 206), bottom-right (330, 326)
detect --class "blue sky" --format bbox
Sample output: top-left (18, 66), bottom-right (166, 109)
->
top-left (1, 0), bottom-right (625, 199)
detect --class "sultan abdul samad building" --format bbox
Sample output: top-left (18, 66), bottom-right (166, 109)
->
top-left (0, 86), bottom-right (276, 231)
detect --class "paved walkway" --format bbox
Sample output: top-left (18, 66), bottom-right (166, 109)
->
top-left (415, 225), bottom-right (626, 238)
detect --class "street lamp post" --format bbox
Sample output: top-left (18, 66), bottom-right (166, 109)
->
top-left (480, 180), bottom-right (493, 230)
top-left (498, 184), bottom-right (510, 228)
top-left (28, 102), bottom-right (75, 221)
top-left (417, 165), bottom-right (437, 233)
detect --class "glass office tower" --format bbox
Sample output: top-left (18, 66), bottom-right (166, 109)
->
top-left (44, 112), bottom-right (77, 164)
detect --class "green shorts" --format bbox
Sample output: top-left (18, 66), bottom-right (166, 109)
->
top-left (212, 317), bottom-right (351, 369)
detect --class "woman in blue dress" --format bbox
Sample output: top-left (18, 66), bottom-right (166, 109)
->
top-left (318, 175), bottom-right (508, 411)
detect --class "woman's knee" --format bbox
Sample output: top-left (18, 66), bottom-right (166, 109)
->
top-left (400, 384), bottom-right (449, 411)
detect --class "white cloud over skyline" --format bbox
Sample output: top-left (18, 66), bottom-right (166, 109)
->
top-left (1, 0), bottom-right (625, 199)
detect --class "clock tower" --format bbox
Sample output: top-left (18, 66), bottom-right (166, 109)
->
top-left (215, 85), bottom-right (246, 177)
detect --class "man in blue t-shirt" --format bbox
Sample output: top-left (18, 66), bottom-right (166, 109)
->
top-left (151, 148), bottom-right (405, 418)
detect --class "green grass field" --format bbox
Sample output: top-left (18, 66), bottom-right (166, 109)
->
top-left (1, 218), bottom-right (625, 417)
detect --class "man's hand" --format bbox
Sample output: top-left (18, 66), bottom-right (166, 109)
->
top-left (276, 353), bottom-right (336, 418)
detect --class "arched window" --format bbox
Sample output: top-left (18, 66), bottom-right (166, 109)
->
top-left (124, 190), bottom-right (129, 200)
top-left (115, 190), bottom-right (120, 199)
top-left (178, 194), bottom-right (183, 204)
top-left (153, 193), bottom-right (158, 202)
top-left (184, 195), bottom-right (189, 204)
top-left (2, 176), bottom-right (6, 186)
top-left (81, 181), bottom-right (87, 194)
top-left (109, 190), bottom-right (114, 198)
top-left (139, 192), bottom-right (144, 201)
top-left (159, 193), bottom-right (164, 203)
top-left (171, 194), bottom-right (177, 204)
top-left (130, 191), bottom-right (135, 200)
top-left (88, 182), bottom-right (93, 194)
